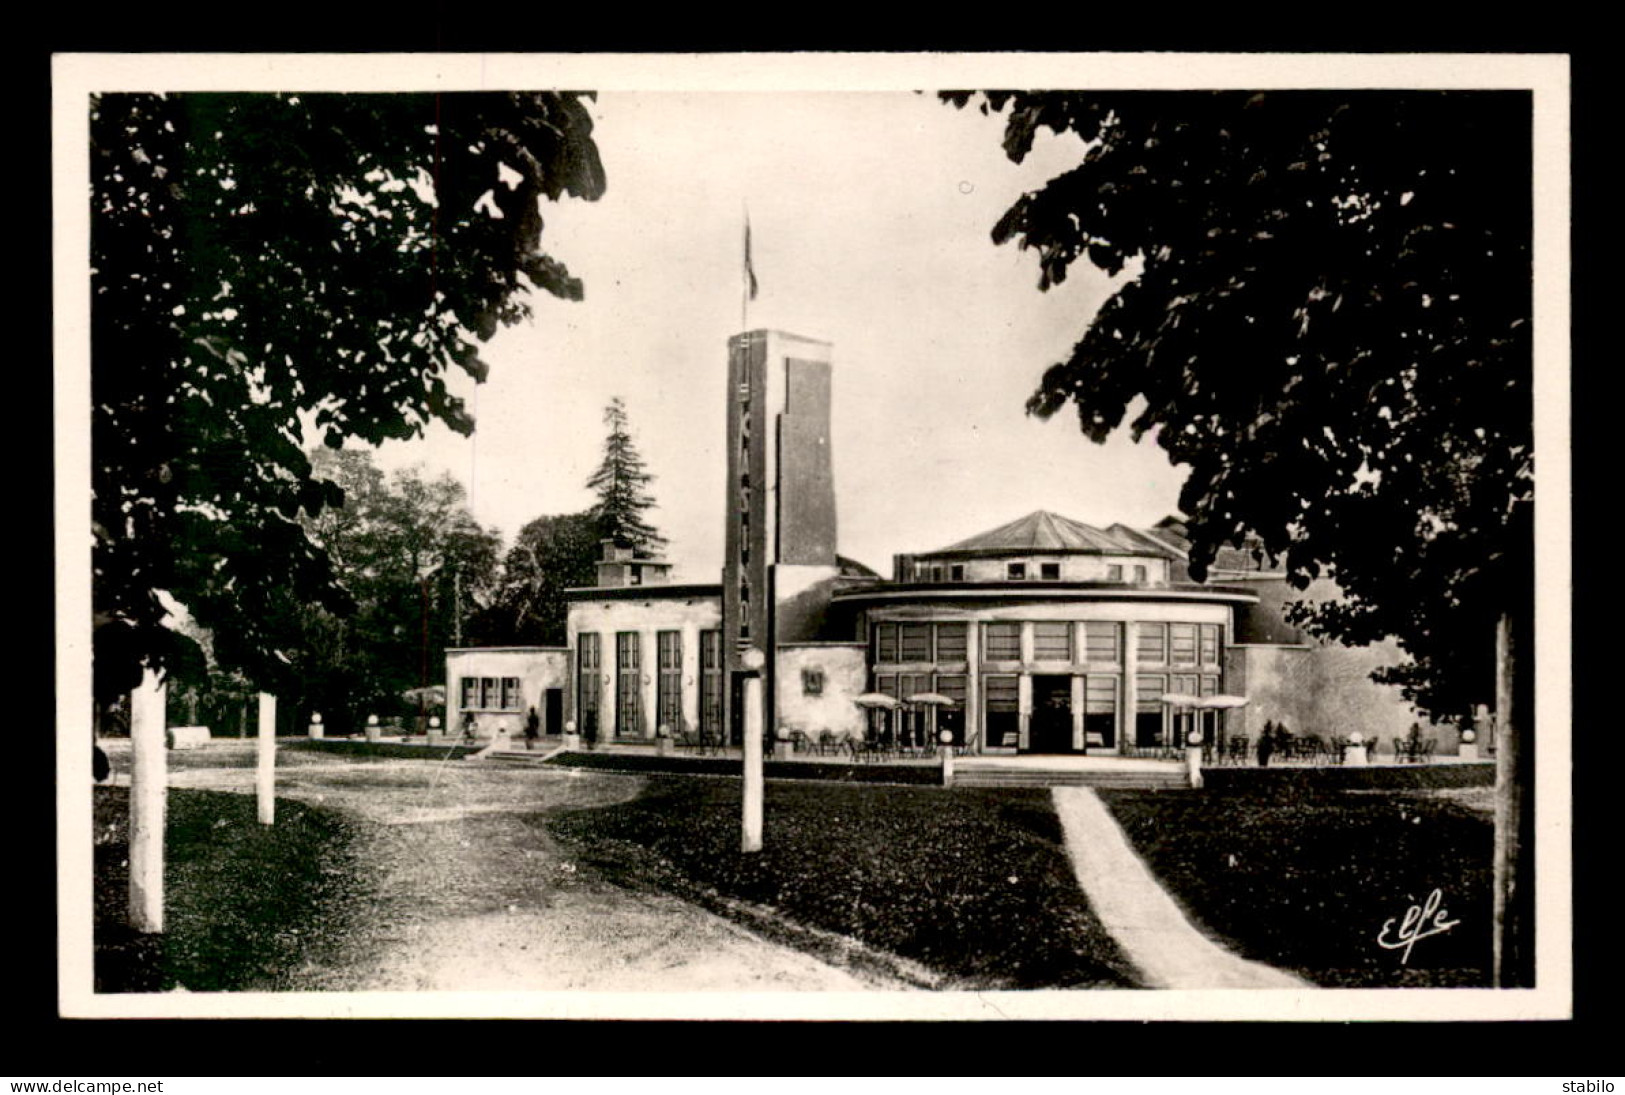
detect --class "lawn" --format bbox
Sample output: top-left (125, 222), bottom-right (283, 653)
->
top-left (546, 776), bottom-right (1141, 990)
top-left (94, 786), bottom-right (372, 992)
top-left (1098, 783), bottom-right (1494, 987)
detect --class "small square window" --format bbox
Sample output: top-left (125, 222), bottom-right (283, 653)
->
top-left (1133, 564), bottom-right (1148, 583)
top-left (802, 667), bottom-right (825, 695)
top-left (950, 564), bottom-right (965, 582)
top-left (1007, 562), bottom-right (1027, 581)
top-left (1040, 562), bottom-right (1061, 581)
top-left (1107, 564), bottom-right (1124, 581)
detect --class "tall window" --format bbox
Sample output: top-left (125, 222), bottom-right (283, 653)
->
top-left (935, 622), bottom-right (968, 662)
top-left (984, 675), bottom-right (1020, 748)
top-left (1200, 624), bottom-right (1222, 666)
top-left (874, 623), bottom-right (898, 663)
top-left (501, 678), bottom-right (520, 710)
top-left (616, 632), bottom-right (642, 736)
top-left (1133, 564), bottom-right (1148, 583)
top-left (1085, 622), bottom-right (1121, 664)
top-left (577, 633), bottom-right (601, 737)
top-left (900, 623), bottom-right (933, 662)
top-left (984, 622), bottom-right (1021, 662)
top-left (700, 629), bottom-right (722, 738)
top-left (1033, 621), bottom-right (1072, 661)
top-left (460, 677), bottom-right (478, 710)
top-left (656, 630), bottom-right (682, 734)
top-left (935, 674), bottom-right (967, 745)
top-left (1137, 622), bottom-right (1168, 666)
top-left (1135, 673), bottom-right (1167, 747)
top-left (1170, 623), bottom-right (1198, 666)
top-left (1085, 676), bottom-right (1118, 749)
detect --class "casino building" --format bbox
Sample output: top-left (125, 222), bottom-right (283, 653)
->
top-left (446, 329), bottom-right (1431, 756)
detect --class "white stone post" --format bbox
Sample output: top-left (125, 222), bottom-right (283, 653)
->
top-left (1344, 731), bottom-right (1369, 767)
top-left (742, 670), bottom-right (764, 853)
top-left (1185, 725), bottom-right (1204, 789)
top-left (307, 711), bottom-right (324, 739)
top-left (128, 669), bottom-right (167, 933)
top-left (1459, 727), bottom-right (1478, 761)
top-left (256, 693), bottom-right (276, 826)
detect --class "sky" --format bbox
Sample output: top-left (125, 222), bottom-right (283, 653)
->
top-left (365, 91), bottom-right (1190, 581)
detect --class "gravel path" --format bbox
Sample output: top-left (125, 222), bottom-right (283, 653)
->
top-left (136, 743), bottom-right (884, 992)
top-left (1052, 786), bottom-right (1307, 990)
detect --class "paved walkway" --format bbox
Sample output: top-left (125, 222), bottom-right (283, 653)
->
top-left (1051, 787), bottom-right (1307, 990)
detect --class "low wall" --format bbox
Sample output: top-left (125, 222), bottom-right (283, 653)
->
top-left (1199, 762), bottom-right (1494, 794)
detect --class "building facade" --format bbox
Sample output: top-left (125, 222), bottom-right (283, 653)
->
top-left (459, 328), bottom-right (1441, 758)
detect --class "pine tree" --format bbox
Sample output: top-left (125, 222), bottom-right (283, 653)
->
top-left (585, 397), bottom-right (666, 556)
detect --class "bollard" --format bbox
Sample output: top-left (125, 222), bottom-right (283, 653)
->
top-left (129, 668), bottom-right (168, 933)
top-left (1345, 731), bottom-right (1369, 767)
top-left (656, 725), bottom-right (672, 757)
top-left (562, 719), bottom-right (581, 751)
top-left (308, 712), bottom-right (324, 739)
top-left (940, 729), bottom-right (956, 786)
top-left (364, 714), bottom-right (382, 743)
top-left (1459, 728), bottom-right (1478, 761)
top-left (1185, 727), bottom-right (1204, 789)
top-left (256, 693), bottom-right (277, 825)
top-left (742, 671), bottom-right (764, 853)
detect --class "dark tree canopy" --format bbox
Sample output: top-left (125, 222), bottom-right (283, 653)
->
top-left (90, 91), bottom-right (605, 700)
top-left (946, 91), bottom-right (1532, 718)
top-left (585, 396), bottom-right (666, 556)
top-left (485, 512), bottom-right (603, 647)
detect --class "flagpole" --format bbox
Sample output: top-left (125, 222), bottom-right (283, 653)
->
top-left (742, 203), bottom-right (750, 333)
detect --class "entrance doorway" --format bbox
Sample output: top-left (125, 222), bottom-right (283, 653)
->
top-left (1027, 675), bottom-right (1076, 754)
top-left (544, 688), bottom-right (563, 736)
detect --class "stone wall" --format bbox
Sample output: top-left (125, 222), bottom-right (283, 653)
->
top-left (775, 643), bottom-right (868, 741)
top-left (444, 647), bottom-right (571, 740)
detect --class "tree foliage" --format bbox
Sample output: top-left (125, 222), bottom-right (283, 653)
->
top-left (90, 91), bottom-right (605, 702)
top-left (585, 396), bottom-right (666, 555)
top-left (484, 512), bottom-right (603, 647)
top-left (285, 450), bottom-right (501, 734)
top-left (945, 91), bottom-right (1532, 718)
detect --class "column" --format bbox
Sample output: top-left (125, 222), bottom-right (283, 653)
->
top-left (642, 628), bottom-right (659, 740)
top-left (965, 617), bottom-right (982, 754)
top-left (1017, 622), bottom-right (1034, 751)
top-left (681, 625), bottom-right (701, 738)
top-left (1071, 674), bottom-right (1086, 752)
top-left (1123, 620), bottom-right (1140, 750)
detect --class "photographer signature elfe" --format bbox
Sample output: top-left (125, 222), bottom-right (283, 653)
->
top-left (1377, 888), bottom-right (1461, 964)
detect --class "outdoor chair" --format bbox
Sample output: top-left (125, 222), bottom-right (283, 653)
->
top-left (818, 729), bottom-right (841, 757)
top-left (789, 728), bottom-right (815, 755)
top-left (1227, 736), bottom-right (1249, 765)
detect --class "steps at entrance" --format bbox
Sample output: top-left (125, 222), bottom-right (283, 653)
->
top-left (952, 762), bottom-right (1189, 791)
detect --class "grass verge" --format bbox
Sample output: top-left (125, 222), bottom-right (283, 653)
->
top-left (546, 776), bottom-right (1140, 990)
top-left (94, 787), bottom-right (371, 992)
top-left (1098, 783), bottom-right (1493, 987)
